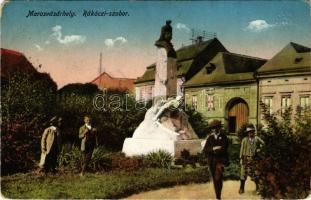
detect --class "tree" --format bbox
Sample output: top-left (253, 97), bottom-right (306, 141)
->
top-left (255, 102), bottom-right (311, 199)
top-left (56, 84), bottom-right (148, 150)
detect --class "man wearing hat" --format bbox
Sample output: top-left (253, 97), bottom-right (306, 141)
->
top-left (203, 119), bottom-right (229, 200)
top-left (239, 124), bottom-right (264, 194)
top-left (39, 116), bottom-right (62, 174)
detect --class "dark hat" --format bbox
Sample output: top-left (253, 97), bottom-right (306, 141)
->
top-left (209, 120), bottom-right (222, 129)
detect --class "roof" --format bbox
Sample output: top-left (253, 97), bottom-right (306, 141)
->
top-left (91, 72), bottom-right (136, 92)
top-left (177, 39), bottom-right (217, 61)
top-left (184, 52), bottom-right (267, 87)
top-left (135, 64), bottom-right (156, 84)
top-left (135, 38), bottom-right (228, 84)
top-left (1, 48), bottom-right (37, 77)
top-left (257, 42), bottom-right (311, 75)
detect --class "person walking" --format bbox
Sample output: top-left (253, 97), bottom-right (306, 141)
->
top-left (239, 124), bottom-right (264, 194)
top-left (79, 115), bottom-right (98, 176)
top-left (39, 116), bottom-right (62, 174)
top-left (203, 120), bottom-right (229, 200)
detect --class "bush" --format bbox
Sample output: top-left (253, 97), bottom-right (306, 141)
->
top-left (254, 103), bottom-right (311, 199)
top-left (185, 107), bottom-right (209, 138)
top-left (145, 150), bottom-right (173, 169)
top-left (58, 145), bottom-right (145, 172)
top-left (109, 152), bottom-right (144, 171)
top-left (58, 144), bottom-right (82, 172)
top-left (174, 150), bottom-right (202, 167)
top-left (224, 138), bottom-right (240, 180)
top-left (1, 71), bottom-right (57, 175)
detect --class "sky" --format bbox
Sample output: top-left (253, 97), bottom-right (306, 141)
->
top-left (1, 1), bottom-right (310, 88)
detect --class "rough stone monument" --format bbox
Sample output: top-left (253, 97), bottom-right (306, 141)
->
top-left (122, 20), bottom-right (202, 157)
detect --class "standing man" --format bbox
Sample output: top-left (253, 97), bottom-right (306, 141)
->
top-left (203, 120), bottom-right (229, 200)
top-left (79, 115), bottom-right (98, 176)
top-left (39, 116), bottom-right (62, 174)
top-left (239, 124), bottom-right (264, 194)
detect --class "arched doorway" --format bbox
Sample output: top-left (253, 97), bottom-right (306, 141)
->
top-left (226, 98), bottom-right (249, 133)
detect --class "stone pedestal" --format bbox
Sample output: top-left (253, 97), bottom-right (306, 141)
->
top-left (154, 47), bottom-right (177, 99)
top-left (122, 138), bottom-right (203, 157)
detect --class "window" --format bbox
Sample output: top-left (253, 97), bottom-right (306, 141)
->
top-left (135, 87), bottom-right (141, 101)
top-left (300, 96), bottom-right (310, 110)
top-left (263, 96), bottom-right (273, 114)
top-left (192, 95), bottom-right (198, 110)
top-left (281, 96), bottom-right (291, 114)
top-left (206, 95), bottom-right (215, 111)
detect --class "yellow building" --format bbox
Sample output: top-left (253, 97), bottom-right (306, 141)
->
top-left (257, 42), bottom-right (311, 120)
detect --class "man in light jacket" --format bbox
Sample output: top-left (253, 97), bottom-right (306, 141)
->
top-left (39, 116), bottom-right (62, 174)
top-left (79, 115), bottom-right (98, 176)
top-left (239, 124), bottom-right (264, 194)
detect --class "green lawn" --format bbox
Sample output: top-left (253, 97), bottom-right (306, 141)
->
top-left (1, 167), bottom-right (210, 199)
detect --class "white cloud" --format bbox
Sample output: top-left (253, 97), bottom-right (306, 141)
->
top-left (176, 23), bottom-right (190, 33)
top-left (104, 36), bottom-right (127, 47)
top-left (245, 20), bottom-right (274, 32)
top-left (50, 25), bottom-right (86, 45)
top-left (34, 44), bottom-right (43, 51)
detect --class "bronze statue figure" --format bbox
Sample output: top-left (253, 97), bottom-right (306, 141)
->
top-left (155, 20), bottom-right (177, 58)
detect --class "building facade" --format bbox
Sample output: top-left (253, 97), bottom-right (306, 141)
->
top-left (257, 42), bottom-right (311, 119)
top-left (184, 52), bottom-right (266, 133)
top-left (134, 41), bottom-right (310, 134)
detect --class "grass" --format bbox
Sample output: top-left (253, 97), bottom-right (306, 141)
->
top-left (1, 167), bottom-right (210, 199)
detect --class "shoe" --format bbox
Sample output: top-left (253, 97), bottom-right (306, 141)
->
top-left (239, 189), bottom-right (244, 194)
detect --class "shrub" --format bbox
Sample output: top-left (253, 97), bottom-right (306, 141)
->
top-left (145, 150), bottom-right (173, 169)
top-left (174, 149), bottom-right (202, 167)
top-left (110, 153), bottom-right (144, 171)
top-left (58, 145), bottom-right (145, 172)
top-left (185, 107), bottom-right (209, 138)
top-left (223, 137), bottom-right (240, 180)
top-left (254, 103), bottom-right (311, 199)
top-left (1, 71), bottom-right (57, 175)
top-left (58, 144), bottom-right (82, 172)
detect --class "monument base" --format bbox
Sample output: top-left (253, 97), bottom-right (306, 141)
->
top-left (122, 138), bottom-right (203, 157)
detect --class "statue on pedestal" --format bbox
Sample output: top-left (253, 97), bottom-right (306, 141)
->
top-left (122, 21), bottom-right (202, 157)
top-left (154, 20), bottom-right (177, 99)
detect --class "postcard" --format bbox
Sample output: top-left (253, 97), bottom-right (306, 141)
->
top-left (1, 1), bottom-right (310, 199)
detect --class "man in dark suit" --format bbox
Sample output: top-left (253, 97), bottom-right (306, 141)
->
top-left (203, 120), bottom-right (229, 200)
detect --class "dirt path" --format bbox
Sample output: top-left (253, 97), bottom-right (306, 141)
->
top-left (126, 180), bottom-right (260, 199)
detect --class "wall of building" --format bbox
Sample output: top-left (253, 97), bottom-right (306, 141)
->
top-left (184, 83), bottom-right (258, 130)
top-left (259, 75), bottom-right (311, 119)
top-left (135, 81), bottom-right (154, 101)
top-left (135, 78), bottom-right (185, 101)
